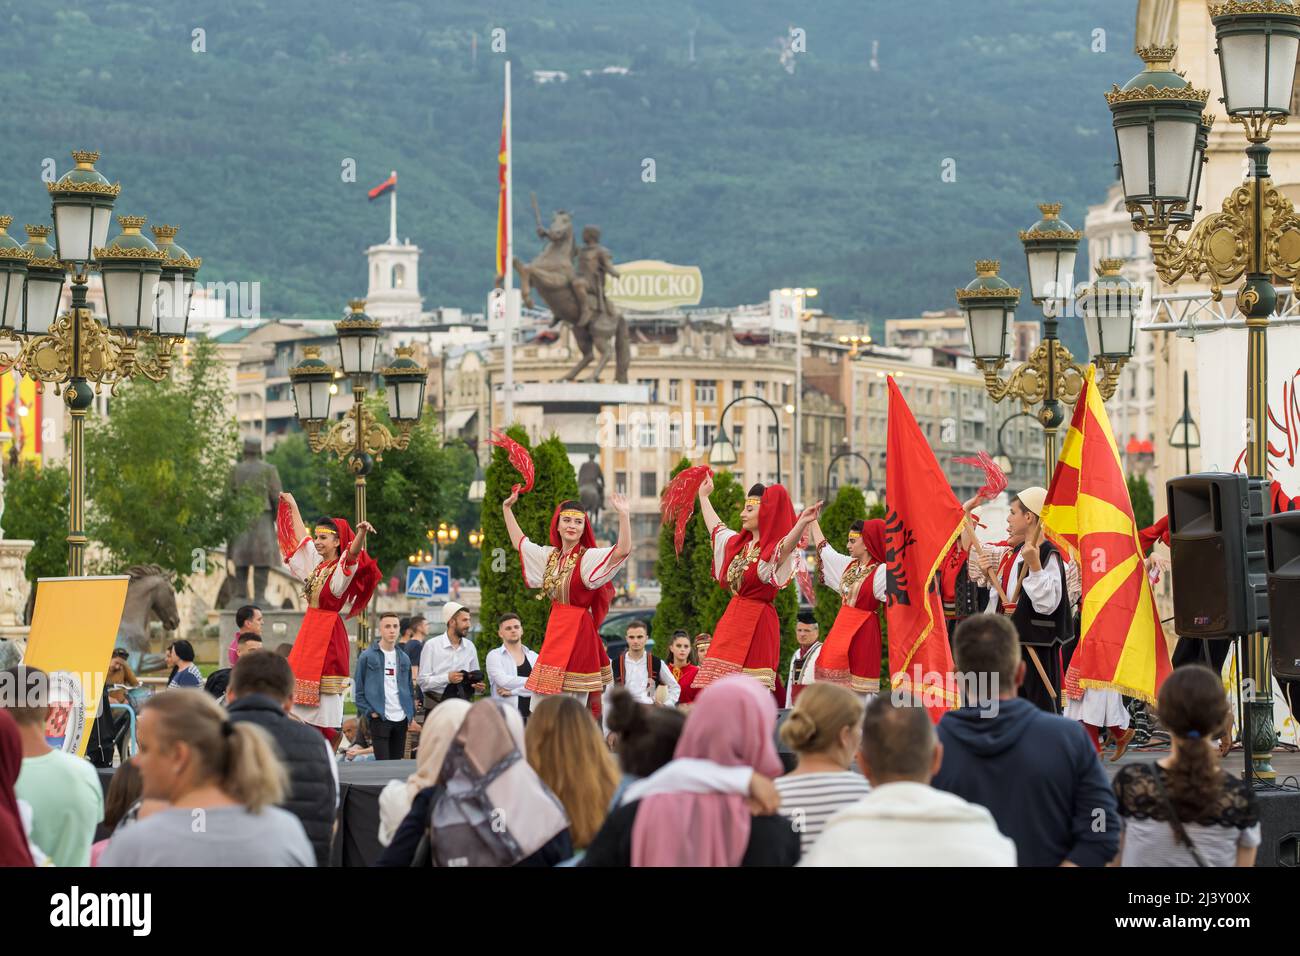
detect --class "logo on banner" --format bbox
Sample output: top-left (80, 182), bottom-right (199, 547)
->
top-left (44, 671), bottom-right (86, 753)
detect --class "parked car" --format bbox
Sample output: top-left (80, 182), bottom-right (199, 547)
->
top-left (599, 608), bottom-right (656, 660)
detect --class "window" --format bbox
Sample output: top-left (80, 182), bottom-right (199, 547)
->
top-left (615, 471), bottom-right (627, 495)
top-left (767, 425), bottom-right (779, 451)
top-left (732, 425), bottom-right (743, 450)
top-left (695, 422), bottom-right (717, 449)
top-left (668, 420), bottom-right (682, 448)
top-left (637, 378), bottom-right (660, 403)
top-left (755, 380), bottom-right (767, 398)
top-left (615, 421), bottom-right (626, 446)
top-left (732, 380), bottom-right (744, 402)
top-left (668, 379), bottom-right (680, 403)
top-left (695, 380), bottom-right (717, 404)
top-left (640, 472), bottom-right (657, 497)
top-left (638, 421), bottom-right (658, 448)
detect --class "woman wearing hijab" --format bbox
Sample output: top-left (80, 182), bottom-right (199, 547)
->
top-left (502, 489), bottom-right (631, 714)
top-left (0, 710), bottom-right (35, 867)
top-left (377, 699), bottom-right (572, 867)
top-left (581, 675), bottom-right (800, 867)
top-left (276, 492), bottom-right (382, 739)
top-left (808, 518), bottom-right (887, 698)
top-left (376, 699), bottom-right (472, 848)
top-left (692, 477), bottom-right (820, 692)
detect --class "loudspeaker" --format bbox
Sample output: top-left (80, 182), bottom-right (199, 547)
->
top-left (1254, 789), bottom-right (1300, 867)
top-left (1167, 474), bottom-right (1268, 638)
top-left (1265, 511), bottom-right (1300, 679)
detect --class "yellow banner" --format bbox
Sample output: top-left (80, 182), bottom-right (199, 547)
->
top-left (1, 370), bottom-right (42, 463)
top-left (23, 576), bottom-right (130, 757)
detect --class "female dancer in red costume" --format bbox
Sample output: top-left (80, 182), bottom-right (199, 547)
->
top-left (808, 518), bottom-right (886, 698)
top-left (277, 492), bottom-right (381, 740)
top-left (503, 489), bottom-right (632, 713)
top-left (693, 476), bottom-right (820, 691)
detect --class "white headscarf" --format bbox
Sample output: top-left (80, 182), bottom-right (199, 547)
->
top-left (377, 700), bottom-right (471, 847)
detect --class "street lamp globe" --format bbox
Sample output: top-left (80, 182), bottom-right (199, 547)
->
top-left (1106, 47), bottom-right (1209, 230)
top-left (379, 346), bottom-right (427, 423)
top-left (1211, 1), bottom-right (1300, 121)
top-left (150, 225), bottom-right (201, 340)
top-left (1019, 204), bottom-right (1081, 308)
top-left (468, 466), bottom-right (486, 503)
top-left (1169, 408), bottom-right (1201, 450)
top-left (336, 299), bottom-right (382, 377)
top-left (95, 215), bottom-right (166, 334)
top-left (289, 345), bottom-right (336, 423)
top-left (0, 217), bottom-right (31, 332)
top-left (708, 429), bottom-right (738, 468)
top-left (1079, 258), bottom-right (1142, 360)
top-left (956, 260), bottom-right (1020, 364)
top-left (18, 225), bottom-right (64, 336)
top-left (994, 453), bottom-right (1013, 477)
top-left (47, 150), bottom-right (119, 266)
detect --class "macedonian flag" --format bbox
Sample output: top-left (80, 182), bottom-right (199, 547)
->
top-left (1040, 365), bottom-right (1171, 703)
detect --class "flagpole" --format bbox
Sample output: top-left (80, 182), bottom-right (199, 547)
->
top-left (503, 60), bottom-right (515, 426)
top-left (389, 170), bottom-right (397, 244)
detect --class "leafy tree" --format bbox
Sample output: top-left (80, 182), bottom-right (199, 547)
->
top-left (266, 432), bottom-right (332, 523)
top-left (1, 461), bottom-right (70, 585)
top-left (478, 429), bottom-right (578, 650)
top-left (812, 485), bottom-right (868, 634)
top-left (1127, 474), bottom-right (1154, 531)
top-left (85, 338), bottom-right (259, 586)
top-left (321, 410), bottom-right (475, 577)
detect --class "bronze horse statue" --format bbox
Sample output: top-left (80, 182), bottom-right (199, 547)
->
top-left (507, 209), bottom-right (630, 382)
top-left (115, 564), bottom-right (181, 675)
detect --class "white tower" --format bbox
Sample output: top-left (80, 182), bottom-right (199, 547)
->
top-left (365, 173), bottom-right (423, 322)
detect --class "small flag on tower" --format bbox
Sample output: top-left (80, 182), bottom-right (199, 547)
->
top-left (368, 171), bottom-right (397, 202)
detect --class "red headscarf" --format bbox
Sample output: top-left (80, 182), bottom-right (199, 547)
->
top-left (860, 518), bottom-right (886, 564)
top-left (0, 710), bottom-right (34, 867)
top-left (720, 484), bottom-right (797, 590)
top-left (550, 501), bottom-right (615, 628)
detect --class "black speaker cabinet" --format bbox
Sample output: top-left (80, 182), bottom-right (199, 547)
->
top-left (1167, 474), bottom-right (1268, 638)
top-left (1265, 510), bottom-right (1300, 679)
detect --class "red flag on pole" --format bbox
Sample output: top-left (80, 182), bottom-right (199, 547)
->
top-left (884, 376), bottom-right (963, 721)
top-left (496, 106), bottom-right (509, 278)
top-left (367, 172), bottom-right (397, 201)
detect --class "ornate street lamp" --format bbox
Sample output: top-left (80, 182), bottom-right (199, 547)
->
top-left (707, 395), bottom-right (783, 485)
top-left (956, 259), bottom-right (1019, 365)
top-left (336, 299), bottom-right (382, 378)
top-left (288, 346), bottom-right (335, 423)
top-left (0, 150), bottom-right (198, 575)
top-left (1020, 203), bottom-right (1080, 313)
top-left (1078, 258), bottom-right (1142, 385)
top-left (467, 529), bottom-right (483, 548)
top-left (151, 225), bottom-right (201, 340)
top-left (1104, 18), bottom-right (1300, 780)
top-left (1169, 370), bottom-right (1201, 476)
top-left (380, 346), bottom-right (427, 423)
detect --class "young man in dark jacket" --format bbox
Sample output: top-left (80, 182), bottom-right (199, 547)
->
top-left (226, 652), bottom-right (339, 867)
top-left (931, 614), bottom-right (1119, 868)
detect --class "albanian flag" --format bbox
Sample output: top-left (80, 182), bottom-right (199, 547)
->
top-left (1040, 365), bottom-right (1171, 703)
top-left (368, 171), bottom-right (397, 201)
top-left (884, 376), bottom-right (962, 720)
top-left (496, 105), bottom-right (509, 278)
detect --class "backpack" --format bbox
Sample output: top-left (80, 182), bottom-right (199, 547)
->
top-left (411, 700), bottom-right (565, 867)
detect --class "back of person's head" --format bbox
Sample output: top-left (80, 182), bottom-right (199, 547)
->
top-left (399, 616), bottom-right (411, 636)
top-left (0, 666), bottom-right (49, 727)
top-left (170, 639), bottom-right (196, 663)
top-left (1158, 664), bottom-right (1230, 819)
top-left (525, 695), bottom-right (619, 849)
top-left (235, 605), bottom-right (259, 630)
top-left (275, 643), bottom-right (294, 658)
top-left (102, 762), bottom-right (144, 833)
top-left (236, 632), bottom-right (262, 648)
top-left (228, 651), bottom-right (295, 705)
top-left (779, 682), bottom-right (865, 758)
top-left (142, 689), bottom-right (287, 812)
top-left (860, 699), bottom-right (939, 784)
top-left (952, 614), bottom-right (1020, 696)
top-left (605, 687), bottom-right (686, 778)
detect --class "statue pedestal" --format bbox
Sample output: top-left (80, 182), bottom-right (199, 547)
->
top-left (0, 539), bottom-right (34, 651)
top-left (510, 382), bottom-right (650, 457)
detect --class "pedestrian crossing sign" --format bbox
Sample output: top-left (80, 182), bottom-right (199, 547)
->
top-left (406, 565), bottom-right (450, 598)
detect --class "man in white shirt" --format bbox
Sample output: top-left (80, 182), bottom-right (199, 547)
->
top-left (785, 612), bottom-right (822, 707)
top-left (485, 612), bottom-right (540, 719)
top-left (603, 620), bottom-right (678, 725)
top-left (418, 601), bottom-right (485, 708)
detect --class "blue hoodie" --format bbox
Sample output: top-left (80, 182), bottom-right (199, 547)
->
top-left (932, 698), bottom-right (1119, 867)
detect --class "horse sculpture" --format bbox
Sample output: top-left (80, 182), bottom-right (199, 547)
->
top-left (508, 208), bottom-right (630, 383)
top-left (116, 564), bottom-right (181, 675)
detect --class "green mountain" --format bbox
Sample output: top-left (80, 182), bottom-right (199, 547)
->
top-left (0, 0), bottom-right (1137, 353)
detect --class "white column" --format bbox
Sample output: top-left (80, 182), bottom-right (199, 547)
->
top-left (389, 171), bottom-right (398, 245)
top-left (503, 61), bottom-right (515, 425)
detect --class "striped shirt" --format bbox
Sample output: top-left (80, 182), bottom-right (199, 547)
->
top-left (775, 771), bottom-right (872, 856)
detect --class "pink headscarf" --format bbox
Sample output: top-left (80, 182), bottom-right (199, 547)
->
top-left (630, 675), bottom-right (783, 867)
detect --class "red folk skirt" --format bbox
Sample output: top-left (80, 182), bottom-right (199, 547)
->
top-left (525, 603), bottom-right (612, 695)
top-left (696, 595), bottom-right (780, 691)
top-left (814, 605), bottom-right (881, 695)
top-left (288, 607), bottom-right (351, 706)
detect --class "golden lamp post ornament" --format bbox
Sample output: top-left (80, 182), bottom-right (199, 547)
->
top-left (1104, 6), bottom-right (1300, 779)
top-left (288, 299), bottom-right (427, 646)
top-left (0, 151), bottom-right (201, 575)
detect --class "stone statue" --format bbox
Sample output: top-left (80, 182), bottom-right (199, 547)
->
top-left (506, 204), bottom-right (631, 383)
top-left (578, 452), bottom-right (604, 522)
top-left (227, 437), bottom-right (283, 607)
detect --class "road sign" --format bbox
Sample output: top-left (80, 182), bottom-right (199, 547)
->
top-left (405, 565), bottom-right (450, 598)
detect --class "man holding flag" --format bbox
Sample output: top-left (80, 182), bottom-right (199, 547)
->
top-left (1038, 365), bottom-right (1171, 739)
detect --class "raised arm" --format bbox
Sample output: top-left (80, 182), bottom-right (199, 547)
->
top-left (609, 492), bottom-right (632, 561)
top-left (280, 492), bottom-right (307, 545)
top-left (697, 474), bottom-right (722, 534)
top-left (808, 517), bottom-right (828, 550)
top-left (772, 501), bottom-right (823, 568)
top-left (348, 521), bottom-right (375, 561)
top-left (502, 487), bottom-right (525, 549)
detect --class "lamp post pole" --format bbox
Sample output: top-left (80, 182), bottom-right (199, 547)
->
top-left (823, 449), bottom-right (873, 500)
top-left (712, 394), bottom-right (783, 486)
